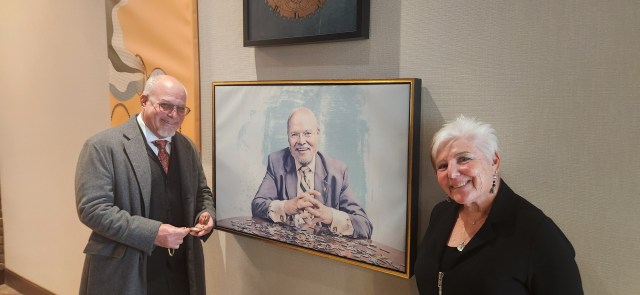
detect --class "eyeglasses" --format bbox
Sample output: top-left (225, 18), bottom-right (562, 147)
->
top-left (289, 130), bottom-right (316, 139)
top-left (150, 101), bottom-right (191, 116)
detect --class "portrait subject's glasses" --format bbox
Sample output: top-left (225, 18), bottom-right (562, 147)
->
top-left (150, 101), bottom-right (191, 116)
top-left (289, 130), bottom-right (316, 140)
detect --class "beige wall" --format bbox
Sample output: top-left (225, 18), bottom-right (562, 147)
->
top-left (0, 0), bottom-right (638, 294)
top-left (0, 1), bottom-right (107, 294)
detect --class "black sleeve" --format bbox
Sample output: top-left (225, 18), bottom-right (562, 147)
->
top-left (529, 216), bottom-right (584, 295)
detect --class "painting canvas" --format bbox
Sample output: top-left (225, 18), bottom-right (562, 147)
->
top-left (213, 79), bottom-right (421, 278)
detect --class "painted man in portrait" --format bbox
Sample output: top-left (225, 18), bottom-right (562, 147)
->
top-left (251, 107), bottom-right (373, 239)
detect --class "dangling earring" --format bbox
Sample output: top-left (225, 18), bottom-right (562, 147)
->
top-left (489, 173), bottom-right (497, 193)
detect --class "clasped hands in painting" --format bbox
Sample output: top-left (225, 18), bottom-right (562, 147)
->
top-left (283, 190), bottom-right (333, 226)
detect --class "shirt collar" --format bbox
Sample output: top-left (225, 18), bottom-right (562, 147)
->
top-left (136, 114), bottom-right (173, 155)
top-left (294, 155), bottom-right (316, 174)
top-left (136, 114), bottom-right (172, 144)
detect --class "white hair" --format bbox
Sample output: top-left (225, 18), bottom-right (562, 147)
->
top-left (286, 107), bottom-right (319, 134)
top-left (431, 115), bottom-right (499, 168)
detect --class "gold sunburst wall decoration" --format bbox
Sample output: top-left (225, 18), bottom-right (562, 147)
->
top-left (265, 0), bottom-right (326, 19)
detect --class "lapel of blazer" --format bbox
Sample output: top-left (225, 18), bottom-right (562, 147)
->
top-left (314, 151), bottom-right (329, 206)
top-left (121, 115), bottom-right (152, 217)
top-left (433, 202), bottom-right (460, 262)
top-left (454, 179), bottom-right (514, 260)
top-left (174, 133), bottom-right (195, 222)
top-left (284, 149), bottom-right (298, 200)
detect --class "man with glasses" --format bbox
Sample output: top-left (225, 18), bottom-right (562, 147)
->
top-left (251, 107), bottom-right (372, 239)
top-left (75, 74), bottom-right (214, 295)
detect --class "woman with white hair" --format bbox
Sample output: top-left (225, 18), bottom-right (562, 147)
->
top-left (414, 115), bottom-right (583, 294)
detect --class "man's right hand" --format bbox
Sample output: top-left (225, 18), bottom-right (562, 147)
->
top-left (154, 224), bottom-right (189, 249)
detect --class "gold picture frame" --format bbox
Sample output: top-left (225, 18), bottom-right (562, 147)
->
top-left (212, 78), bottom-right (421, 278)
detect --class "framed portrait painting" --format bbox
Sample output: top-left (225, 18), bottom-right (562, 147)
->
top-left (213, 79), bottom-right (421, 278)
top-left (243, 0), bottom-right (370, 46)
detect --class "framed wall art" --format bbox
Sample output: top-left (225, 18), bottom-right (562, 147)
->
top-left (213, 78), bottom-right (421, 278)
top-left (243, 0), bottom-right (370, 46)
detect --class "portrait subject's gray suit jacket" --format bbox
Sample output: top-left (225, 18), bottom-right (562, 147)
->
top-left (75, 115), bottom-right (214, 295)
top-left (251, 148), bottom-right (372, 239)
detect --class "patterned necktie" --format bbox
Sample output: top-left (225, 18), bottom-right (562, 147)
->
top-left (299, 166), bottom-right (312, 192)
top-left (152, 140), bottom-right (170, 174)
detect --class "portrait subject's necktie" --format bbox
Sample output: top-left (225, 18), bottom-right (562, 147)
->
top-left (152, 140), bottom-right (170, 174)
top-left (299, 166), bottom-right (312, 192)
top-left (298, 166), bottom-right (321, 230)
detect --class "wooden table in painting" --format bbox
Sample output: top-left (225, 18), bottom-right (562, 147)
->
top-left (217, 216), bottom-right (406, 273)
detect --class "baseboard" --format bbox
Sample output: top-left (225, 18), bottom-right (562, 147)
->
top-left (5, 269), bottom-right (55, 295)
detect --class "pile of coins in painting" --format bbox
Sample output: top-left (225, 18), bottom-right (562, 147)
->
top-left (229, 218), bottom-right (404, 271)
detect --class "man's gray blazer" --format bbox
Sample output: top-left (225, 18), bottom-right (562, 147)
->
top-left (75, 115), bottom-right (214, 295)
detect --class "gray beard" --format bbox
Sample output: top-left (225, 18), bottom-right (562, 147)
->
top-left (157, 129), bottom-right (176, 139)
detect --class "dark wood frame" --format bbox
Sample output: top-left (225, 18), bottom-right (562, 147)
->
top-left (212, 78), bottom-right (421, 278)
top-left (243, 0), bottom-right (370, 46)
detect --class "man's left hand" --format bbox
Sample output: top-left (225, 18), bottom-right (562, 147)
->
top-left (190, 212), bottom-right (214, 237)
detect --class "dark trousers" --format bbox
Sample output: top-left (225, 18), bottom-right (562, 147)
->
top-left (147, 246), bottom-right (189, 295)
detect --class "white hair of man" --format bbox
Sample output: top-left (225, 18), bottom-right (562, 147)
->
top-left (430, 115), bottom-right (499, 168)
top-left (286, 107), bottom-right (320, 134)
top-left (141, 74), bottom-right (188, 97)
